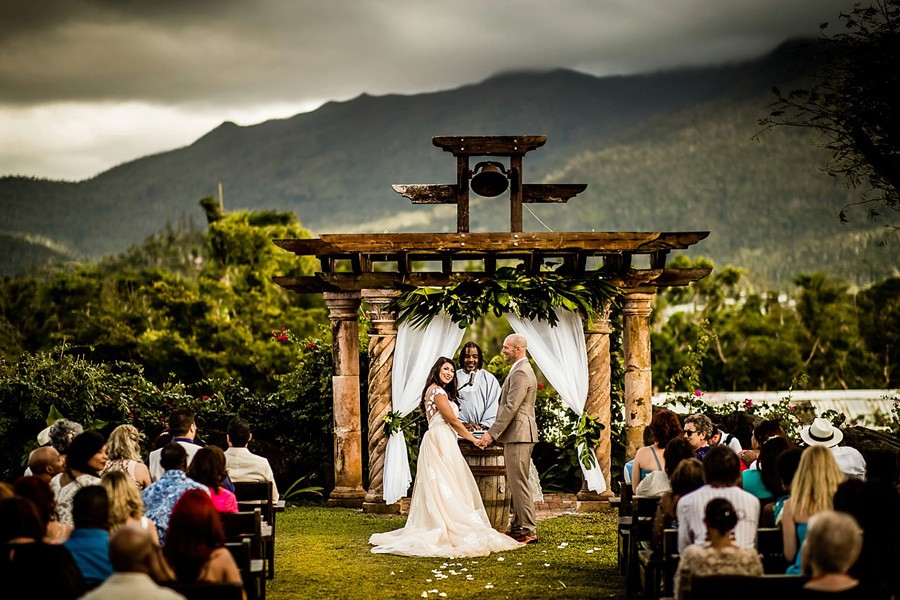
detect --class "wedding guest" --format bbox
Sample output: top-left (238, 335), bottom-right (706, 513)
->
top-left (101, 470), bottom-right (160, 546)
top-left (48, 419), bottom-right (85, 494)
top-left (742, 435), bottom-right (792, 503)
top-left (772, 446), bottom-right (804, 525)
top-left (683, 414), bottom-right (713, 462)
top-left (187, 446), bottom-right (237, 513)
top-left (799, 418), bottom-right (867, 480)
top-left (653, 457), bottom-right (705, 551)
top-left (740, 419), bottom-right (786, 468)
top-left (674, 498), bottom-right (763, 600)
top-left (455, 341), bottom-right (501, 431)
top-left (799, 510), bottom-right (890, 599)
top-left (102, 424), bottom-right (152, 491)
top-left (148, 409), bottom-right (200, 481)
top-left (162, 489), bottom-right (242, 588)
top-left (633, 408), bottom-right (683, 494)
top-left (677, 445), bottom-right (759, 552)
top-left (55, 431), bottom-right (107, 526)
top-left (141, 443), bottom-right (208, 545)
top-left (709, 424), bottom-right (743, 455)
top-left (27, 446), bottom-right (63, 483)
top-left (0, 496), bottom-right (85, 599)
top-left (224, 417), bottom-right (280, 502)
top-left (783, 445), bottom-right (844, 575)
top-left (63, 486), bottom-right (113, 587)
top-left (833, 475), bottom-right (900, 598)
top-left (13, 475), bottom-right (71, 544)
top-left (80, 527), bottom-right (182, 600)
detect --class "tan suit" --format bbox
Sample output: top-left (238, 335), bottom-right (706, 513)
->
top-left (487, 357), bottom-right (538, 533)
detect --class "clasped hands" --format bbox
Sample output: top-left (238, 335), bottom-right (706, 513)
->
top-left (474, 431), bottom-right (493, 449)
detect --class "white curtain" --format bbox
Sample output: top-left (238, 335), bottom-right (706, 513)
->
top-left (506, 308), bottom-right (607, 493)
top-left (382, 313), bottom-right (465, 504)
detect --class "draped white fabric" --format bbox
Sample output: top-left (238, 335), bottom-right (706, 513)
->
top-left (506, 308), bottom-right (607, 493)
top-left (382, 313), bottom-right (465, 505)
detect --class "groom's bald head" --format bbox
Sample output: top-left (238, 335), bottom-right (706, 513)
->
top-left (502, 334), bottom-right (527, 363)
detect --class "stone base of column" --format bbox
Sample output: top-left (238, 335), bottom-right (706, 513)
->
top-left (576, 497), bottom-right (615, 513)
top-left (362, 500), bottom-right (401, 514)
top-left (326, 487), bottom-right (366, 508)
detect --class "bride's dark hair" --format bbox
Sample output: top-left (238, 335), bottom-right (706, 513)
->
top-left (420, 356), bottom-right (460, 414)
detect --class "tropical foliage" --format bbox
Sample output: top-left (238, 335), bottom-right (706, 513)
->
top-left (389, 265), bottom-right (618, 328)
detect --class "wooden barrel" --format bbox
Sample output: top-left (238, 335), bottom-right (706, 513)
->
top-left (458, 439), bottom-right (510, 531)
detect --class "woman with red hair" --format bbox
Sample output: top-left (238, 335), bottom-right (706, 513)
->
top-left (162, 489), bottom-right (242, 590)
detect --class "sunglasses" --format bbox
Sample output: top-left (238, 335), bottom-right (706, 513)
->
top-left (684, 430), bottom-right (699, 437)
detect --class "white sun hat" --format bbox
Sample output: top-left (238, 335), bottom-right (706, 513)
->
top-left (800, 417), bottom-right (843, 448)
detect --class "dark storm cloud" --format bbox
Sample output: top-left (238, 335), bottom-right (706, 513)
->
top-left (0, 0), bottom-right (856, 108)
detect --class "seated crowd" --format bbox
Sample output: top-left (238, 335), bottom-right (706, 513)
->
top-left (627, 408), bottom-right (900, 600)
top-left (0, 411), bottom-right (280, 599)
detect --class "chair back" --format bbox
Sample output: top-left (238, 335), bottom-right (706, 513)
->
top-left (685, 575), bottom-right (807, 600)
top-left (164, 582), bottom-right (243, 600)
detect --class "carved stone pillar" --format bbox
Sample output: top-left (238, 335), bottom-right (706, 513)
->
top-left (361, 289), bottom-right (401, 514)
top-left (577, 304), bottom-right (615, 510)
top-left (623, 292), bottom-right (655, 461)
top-left (324, 291), bottom-right (366, 507)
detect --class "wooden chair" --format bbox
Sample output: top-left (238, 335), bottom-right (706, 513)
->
top-left (756, 527), bottom-right (787, 574)
top-left (625, 495), bottom-right (660, 599)
top-left (220, 507), bottom-right (271, 582)
top-left (616, 482), bottom-right (635, 574)
top-left (682, 574), bottom-right (807, 600)
top-left (233, 481), bottom-right (277, 579)
top-left (637, 527), bottom-right (677, 600)
top-left (226, 537), bottom-right (266, 600)
top-left (164, 582), bottom-right (244, 600)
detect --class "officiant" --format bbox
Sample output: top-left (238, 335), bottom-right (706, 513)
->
top-left (456, 342), bottom-right (500, 432)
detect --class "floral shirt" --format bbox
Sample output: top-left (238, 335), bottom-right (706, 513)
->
top-left (141, 469), bottom-right (208, 544)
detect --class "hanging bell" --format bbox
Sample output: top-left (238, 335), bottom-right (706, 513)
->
top-left (470, 161), bottom-right (510, 197)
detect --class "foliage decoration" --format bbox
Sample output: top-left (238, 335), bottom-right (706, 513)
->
top-left (382, 410), bottom-right (419, 437)
top-left (388, 264), bottom-right (619, 328)
top-left (572, 412), bottom-right (605, 471)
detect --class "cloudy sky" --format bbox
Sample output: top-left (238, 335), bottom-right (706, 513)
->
top-left (1, 0), bottom-right (854, 181)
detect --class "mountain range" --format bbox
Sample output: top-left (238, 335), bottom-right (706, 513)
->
top-left (1, 39), bottom-right (897, 286)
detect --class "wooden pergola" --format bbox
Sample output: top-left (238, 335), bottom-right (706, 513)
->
top-left (274, 136), bottom-right (710, 511)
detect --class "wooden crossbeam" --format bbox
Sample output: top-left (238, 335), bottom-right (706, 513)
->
top-left (272, 267), bottom-right (710, 294)
top-left (432, 136), bottom-right (547, 156)
top-left (392, 183), bottom-right (587, 204)
top-left (272, 232), bottom-right (709, 256)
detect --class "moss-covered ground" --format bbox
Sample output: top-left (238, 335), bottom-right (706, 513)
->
top-left (268, 505), bottom-right (626, 599)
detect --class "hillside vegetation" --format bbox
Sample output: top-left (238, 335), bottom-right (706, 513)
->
top-left (0, 40), bottom-right (896, 285)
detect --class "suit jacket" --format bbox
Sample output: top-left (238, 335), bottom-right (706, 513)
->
top-left (487, 358), bottom-right (538, 443)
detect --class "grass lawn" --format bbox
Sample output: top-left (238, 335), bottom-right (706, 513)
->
top-left (268, 505), bottom-right (626, 599)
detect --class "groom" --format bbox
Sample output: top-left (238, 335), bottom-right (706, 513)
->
top-left (477, 333), bottom-right (538, 544)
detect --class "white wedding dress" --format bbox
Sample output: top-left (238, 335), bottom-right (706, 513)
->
top-left (369, 387), bottom-right (523, 557)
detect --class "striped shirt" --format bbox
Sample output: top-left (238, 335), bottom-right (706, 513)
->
top-left (676, 484), bottom-right (760, 552)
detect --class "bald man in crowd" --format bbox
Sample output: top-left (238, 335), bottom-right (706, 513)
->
top-left (27, 446), bottom-right (63, 483)
top-left (81, 527), bottom-right (184, 599)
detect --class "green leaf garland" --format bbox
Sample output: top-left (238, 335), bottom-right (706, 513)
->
top-left (388, 264), bottom-right (619, 328)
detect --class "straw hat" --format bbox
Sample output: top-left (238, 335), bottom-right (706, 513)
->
top-left (800, 417), bottom-right (843, 448)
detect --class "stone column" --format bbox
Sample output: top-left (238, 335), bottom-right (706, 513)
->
top-left (622, 292), bottom-right (655, 461)
top-left (361, 289), bottom-right (401, 514)
top-left (577, 304), bottom-right (615, 510)
top-left (324, 291), bottom-right (366, 507)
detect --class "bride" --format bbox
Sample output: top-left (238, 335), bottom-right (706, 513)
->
top-left (369, 356), bottom-right (523, 557)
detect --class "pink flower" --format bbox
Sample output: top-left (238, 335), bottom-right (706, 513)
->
top-left (743, 398), bottom-right (753, 409)
top-left (693, 389), bottom-right (703, 397)
top-left (790, 406), bottom-right (796, 411)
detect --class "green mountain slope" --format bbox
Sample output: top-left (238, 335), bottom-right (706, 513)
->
top-left (0, 40), bottom-right (895, 284)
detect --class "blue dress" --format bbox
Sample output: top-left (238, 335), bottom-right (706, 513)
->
top-left (786, 522), bottom-right (808, 575)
